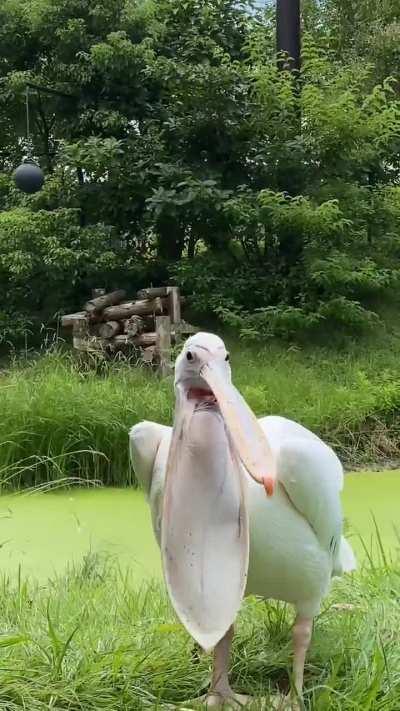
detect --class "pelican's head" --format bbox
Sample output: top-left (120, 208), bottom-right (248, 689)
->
top-left (174, 331), bottom-right (231, 394)
top-left (173, 331), bottom-right (275, 493)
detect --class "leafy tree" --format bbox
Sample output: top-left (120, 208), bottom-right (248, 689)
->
top-left (303, 0), bottom-right (400, 86)
top-left (1, 0), bottom-right (400, 342)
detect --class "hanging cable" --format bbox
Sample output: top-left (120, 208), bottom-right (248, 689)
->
top-left (25, 85), bottom-right (32, 157)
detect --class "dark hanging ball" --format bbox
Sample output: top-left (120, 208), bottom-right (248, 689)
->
top-left (14, 160), bottom-right (44, 194)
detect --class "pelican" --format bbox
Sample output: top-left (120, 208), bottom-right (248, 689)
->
top-left (129, 333), bottom-right (356, 708)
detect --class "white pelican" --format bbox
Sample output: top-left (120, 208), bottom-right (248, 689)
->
top-left (129, 333), bottom-right (356, 708)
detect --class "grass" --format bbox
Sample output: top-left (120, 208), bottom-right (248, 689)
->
top-left (0, 351), bottom-right (173, 488)
top-left (0, 552), bottom-right (397, 710)
top-left (0, 328), bottom-right (399, 708)
top-left (1, 326), bottom-right (400, 487)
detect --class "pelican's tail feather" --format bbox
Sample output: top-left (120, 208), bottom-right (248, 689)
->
top-left (333, 536), bottom-right (357, 577)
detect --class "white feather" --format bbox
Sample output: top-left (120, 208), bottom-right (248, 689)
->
top-left (129, 415), bottom-right (356, 620)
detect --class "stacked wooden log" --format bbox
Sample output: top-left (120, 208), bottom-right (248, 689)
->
top-left (61, 286), bottom-right (196, 374)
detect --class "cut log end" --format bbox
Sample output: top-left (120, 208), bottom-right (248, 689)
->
top-left (124, 315), bottom-right (145, 337)
top-left (137, 286), bottom-right (168, 300)
top-left (61, 312), bottom-right (87, 328)
top-left (99, 321), bottom-right (121, 339)
top-left (141, 346), bottom-right (156, 363)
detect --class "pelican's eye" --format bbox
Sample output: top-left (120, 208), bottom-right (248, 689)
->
top-left (186, 351), bottom-right (194, 361)
top-left (225, 353), bottom-right (230, 362)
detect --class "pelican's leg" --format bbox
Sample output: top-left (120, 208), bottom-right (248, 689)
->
top-left (207, 625), bottom-right (234, 702)
top-left (196, 626), bottom-right (250, 708)
top-left (290, 616), bottom-right (313, 708)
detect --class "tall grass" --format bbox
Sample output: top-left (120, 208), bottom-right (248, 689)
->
top-left (1, 330), bottom-right (400, 488)
top-left (0, 553), bottom-right (398, 709)
top-left (0, 352), bottom-right (173, 488)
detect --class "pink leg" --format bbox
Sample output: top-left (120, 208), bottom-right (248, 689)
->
top-left (210, 625), bottom-right (234, 697)
top-left (204, 626), bottom-right (250, 707)
top-left (292, 616), bottom-right (313, 699)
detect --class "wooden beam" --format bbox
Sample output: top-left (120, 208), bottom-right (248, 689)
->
top-left (112, 332), bottom-right (157, 347)
top-left (85, 289), bottom-right (126, 315)
top-left (137, 286), bottom-right (168, 300)
top-left (61, 312), bottom-right (87, 328)
top-left (72, 317), bottom-right (91, 351)
top-left (174, 320), bottom-right (197, 339)
top-left (156, 315), bottom-right (172, 377)
top-left (111, 334), bottom-right (129, 347)
top-left (167, 286), bottom-right (181, 325)
top-left (133, 332), bottom-right (157, 347)
top-left (102, 297), bottom-right (164, 321)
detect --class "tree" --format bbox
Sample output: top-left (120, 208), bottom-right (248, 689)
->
top-left (1, 0), bottom-right (400, 342)
top-left (303, 0), bottom-right (400, 87)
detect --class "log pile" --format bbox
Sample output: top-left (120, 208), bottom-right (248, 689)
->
top-left (61, 286), bottom-right (196, 375)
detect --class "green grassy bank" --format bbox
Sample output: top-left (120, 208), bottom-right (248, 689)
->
top-left (0, 554), bottom-right (397, 710)
top-left (1, 327), bottom-right (400, 487)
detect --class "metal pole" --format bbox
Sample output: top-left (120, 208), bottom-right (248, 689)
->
top-left (276, 0), bottom-right (300, 71)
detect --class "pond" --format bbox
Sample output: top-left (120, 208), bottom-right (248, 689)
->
top-left (0, 471), bottom-right (398, 583)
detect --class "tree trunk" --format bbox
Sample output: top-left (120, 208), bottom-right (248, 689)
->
top-left (157, 215), bottom-right (185, 260)
top-left (188, 232), bottom-right (196, 259)
top-left (276, 0), bottom-right (301, 71)
top-left (77, 167), bottom-right (86, 227)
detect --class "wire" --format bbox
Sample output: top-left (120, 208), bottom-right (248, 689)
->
top-left (25, 86), bottom-right (31, 157)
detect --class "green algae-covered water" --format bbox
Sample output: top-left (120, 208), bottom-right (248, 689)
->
top-left (0, 488), bottom-right (161, 581)
top-left (0, 471), bottom-right (398, 582)
top-left (342, 470), bottom-right (400, 561)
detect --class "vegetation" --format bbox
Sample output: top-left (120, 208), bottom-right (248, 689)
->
top-left (1, 0), bottom-right (400, 342)
top-left (305, 0), bottom-right (400, 84)
top-left (0, 551), bottom-right (396, 709)
top-left (1, 318), bottom-right (400, 489)
top-left (1, 5), bottom-right (400, 707)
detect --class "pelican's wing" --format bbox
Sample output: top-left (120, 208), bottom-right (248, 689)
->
top-left (259, 416), bottom-right (344, 557)
top-left (129, 421), bottom-right (171, 494)
top-left (129, 420), bottom-right (172, 547)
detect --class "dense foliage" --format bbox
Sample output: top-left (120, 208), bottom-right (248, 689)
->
top-left (1, 0), bottom-right (400, 341)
